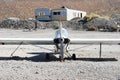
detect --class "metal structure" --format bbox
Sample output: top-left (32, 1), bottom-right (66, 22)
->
top-left (0, 23), bottom-right (120, 61)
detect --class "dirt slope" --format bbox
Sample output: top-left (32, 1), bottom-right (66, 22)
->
top-left (0, 0), bottom-right (119, 20)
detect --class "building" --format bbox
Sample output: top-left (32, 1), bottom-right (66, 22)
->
top-left (35, 7), bottom-right (86, 21)
top-left (35, 8), bottom-right (52, 21)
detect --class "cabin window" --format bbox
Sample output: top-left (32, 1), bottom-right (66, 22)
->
top-left (53, 12), bottom-right (61, 15)
top-left (80, 13), bottom-right (82, 18)
top-left (39, 12), bottom-right (45, 16)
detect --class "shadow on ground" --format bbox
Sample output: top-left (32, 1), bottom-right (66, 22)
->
top-left (69, 58), bottom-right (118, 62)
top-left (0, 52), bottom-right (118, 62)
top-left (0, 52), bottom-right (59, 62)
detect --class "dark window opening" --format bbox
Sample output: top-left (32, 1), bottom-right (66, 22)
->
top-left (81, 13), bottom-right (82, 18)
top-left (53, 12), bottom-right (61, 15)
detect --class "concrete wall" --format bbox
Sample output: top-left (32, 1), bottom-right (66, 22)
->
top-left (67, 8), bottom-right (86, 20)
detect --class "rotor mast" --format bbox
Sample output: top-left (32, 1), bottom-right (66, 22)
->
top-left (59, 21), bottom-right (65, 61)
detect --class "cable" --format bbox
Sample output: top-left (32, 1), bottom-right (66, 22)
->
top-left (69, 44), bottom-right (94, 51)
top-left (10, 41), bottom-right (23, 57)
top-left (32, 45), bottom-right (54, 51)
top-left (21, 42), bottom-right (54, 52)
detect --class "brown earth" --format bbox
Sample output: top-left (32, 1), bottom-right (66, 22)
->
top-left (0, 0), bottom-right (120, 20)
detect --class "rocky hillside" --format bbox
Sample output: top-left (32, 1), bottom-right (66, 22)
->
top-left (0, 0), bottom-right (120, 20)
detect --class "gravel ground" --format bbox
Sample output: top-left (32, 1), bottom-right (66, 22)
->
top-left (0, 29), bottom-right (120, 80)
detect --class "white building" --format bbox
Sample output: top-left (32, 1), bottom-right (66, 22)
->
top-left (52, 7), bottom-right (86, 21)
top-left (35, 7), bottom-right (86, 21)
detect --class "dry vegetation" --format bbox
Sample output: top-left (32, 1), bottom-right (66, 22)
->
top-left (0, 0), bottom-right (120, 20)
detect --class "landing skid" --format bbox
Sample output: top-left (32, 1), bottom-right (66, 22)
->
top-left (72, 54), bottom-right (76, 60)
top-left (45, 48), bottom-right (77, 61)
top-left (46, 53), bottom-right (50, 60)
top-left (54, 47), bottom-right (77, 61)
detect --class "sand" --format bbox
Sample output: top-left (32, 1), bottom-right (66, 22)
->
top-left (0, 29), bottom-right (120, 80)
